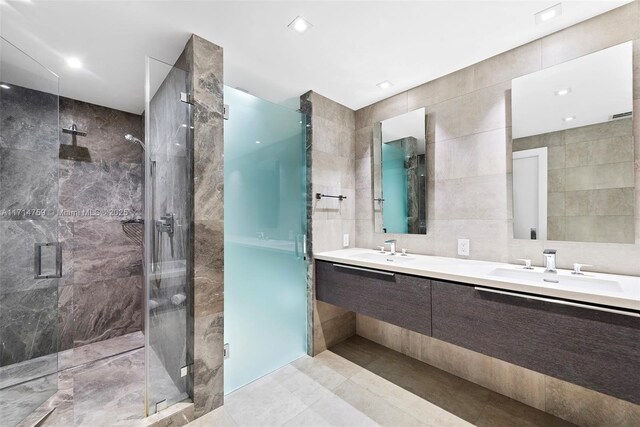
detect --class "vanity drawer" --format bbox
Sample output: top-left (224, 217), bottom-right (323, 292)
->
top-left (315, 260), bottom-right (431, 336)
top-left (431, 280), bottom-right (640, 404)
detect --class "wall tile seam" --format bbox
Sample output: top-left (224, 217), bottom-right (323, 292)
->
top-left (356, 79), bottom-right (512, 132)
top-left (433, 126), bottom-right (512, 145)
top-left (359, 34), bottom-right (638, 128)
top-left (559, 159), bottom-right (636, 171)
top-left (310, 105), bottom-right (355, 124)
top-left (312, 149), bottom-right (355, 160)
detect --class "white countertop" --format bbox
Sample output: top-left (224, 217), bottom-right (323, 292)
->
top-left (314, 248), bottom-right (640, 312)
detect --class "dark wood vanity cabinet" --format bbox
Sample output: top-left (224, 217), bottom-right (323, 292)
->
top-left (431, 280), bottom-right (640, 404)
top-left (315, 261), bottom-right (431, 335)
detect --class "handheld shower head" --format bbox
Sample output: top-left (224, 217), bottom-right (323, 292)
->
top-left (125, 134), bottom-right (145, 150)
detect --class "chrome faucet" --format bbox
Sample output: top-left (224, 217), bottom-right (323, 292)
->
top-left (543, 249), bottom-right (557, 273)
top-left (384, 239), bottom-right (397, 255)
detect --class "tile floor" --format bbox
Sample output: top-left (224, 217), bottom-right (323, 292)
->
top-left (13, 332), bottom-right (146, 427)
top-left (189, 336), bottom-right (575, 427)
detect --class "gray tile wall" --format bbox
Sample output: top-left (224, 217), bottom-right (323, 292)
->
top-left (58, 97), bottom-right (144, 350)
top-left (513, 118), bottom-right (635, 243)
top-left (301, 92), bottom-right (357, 355)
top-left (0, 84), bottom-right (59, 368)
top-left (354, 1), bottom-right (640, 275)
top-left (0, 86), bottom-right (144, 367)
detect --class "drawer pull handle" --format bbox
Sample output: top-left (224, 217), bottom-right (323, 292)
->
top-left (474, 287), bottom-right (640, 318)
top-left (332, 263), bottom-right (395, 277)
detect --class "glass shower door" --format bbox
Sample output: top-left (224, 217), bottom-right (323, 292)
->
top-left (224, 86), bottom-right (308, 393)
top-left (145, 56), bottom-right (193, 415)
top-left (0, 37), bottom-right (60, 426)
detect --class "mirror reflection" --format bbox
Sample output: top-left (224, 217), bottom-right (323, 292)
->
top-left (511, 41), bottom-right (634, 243)
top-left (373, 108), bottom-right (427, 234)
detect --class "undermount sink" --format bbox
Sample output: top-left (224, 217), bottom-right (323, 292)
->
top-left (349, 252), bottom-right (416, 264)
top-left (489, 268), bottom-right (622, 294)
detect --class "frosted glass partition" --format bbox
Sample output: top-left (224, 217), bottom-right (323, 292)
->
top-left (224, 87), bottom-right (307, 393)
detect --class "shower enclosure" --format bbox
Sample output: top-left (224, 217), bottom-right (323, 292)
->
top-left (0, 38), bottom-right (195, 425)
top-left (145, 56), bottom-right (193, 415)
top-left (224, 86), bottom-right (308, 393)
top-left (0, 37), bottom-right (60, 426)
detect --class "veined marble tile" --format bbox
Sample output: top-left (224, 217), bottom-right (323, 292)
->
top-left (72, 348), bottom-right (145, 427)
top-left (0, 286), bottom-right (58, 367)
top-left (59, 97), bottom-right (144, 164)
top-left (72, 218), bottom-right (142, 284)
top-left (73, 276), bottom-right (142, 347)
top-left (0, 373), bottom-right (57, 427)
top-left (0, 84), bottom-right (58, 153)
top-left (0, 353), bottom-right (58, 390)
top-left (72, 331), bottom-right (144, 368)
top-left (58, 159), bottom-right (143, 220)
top-left (0, 148), bottom-right (58, 220)
top-left (0, 219), bottom-right (58, 294)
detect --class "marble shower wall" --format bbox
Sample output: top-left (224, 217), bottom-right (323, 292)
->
top-left (1, 84), bottom-right (59, 368)
top-left (175, 34), bottom-right (225, 419)
top-left (355, 1), bottom-right (640, 275)
top-left (300, 92), bottom-right (357, 356)
top-left (58, 97), bottom-right (144, 350)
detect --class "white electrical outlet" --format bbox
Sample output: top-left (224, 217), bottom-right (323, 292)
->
top-left (343, 233), bottom-right (350, 248)
top-left (457, 239), bottom-right (470, 256)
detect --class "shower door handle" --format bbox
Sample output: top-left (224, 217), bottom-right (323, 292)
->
top-left (34, 242), bottom-right (62, 279)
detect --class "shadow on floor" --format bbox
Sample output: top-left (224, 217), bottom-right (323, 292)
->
top-left (330, 336), bottom-right (576, 427)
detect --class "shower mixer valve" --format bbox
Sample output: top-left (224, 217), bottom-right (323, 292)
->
top-left (156, 213), bottom-right (175, 236)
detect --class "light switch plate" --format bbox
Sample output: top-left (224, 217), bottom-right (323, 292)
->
top-left (180, 366), bottom-right (189, 378)
top-left (458, 239), bottom-right (470, 256)
top-left (343, 234), bottom-right (349, 248)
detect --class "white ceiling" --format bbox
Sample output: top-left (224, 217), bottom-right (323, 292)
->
top-left (0, 1), bottom-right (632, 114)
top-left (512, 41), bottom-right (633, 138)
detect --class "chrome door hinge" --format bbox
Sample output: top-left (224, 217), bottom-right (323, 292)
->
top-left (155, 400), bottom-right (168, 412)
top-left (180, 364), bottom-right (192, 378)
top-left (224, 343), bottom-right (230, 359)
top-left (180, 92), bottom-right (194, 105)
top-left (224, 104), bottom-right (229, 120)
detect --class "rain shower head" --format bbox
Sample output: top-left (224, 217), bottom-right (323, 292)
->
top-left (125, 134), bottom-right (145, 150)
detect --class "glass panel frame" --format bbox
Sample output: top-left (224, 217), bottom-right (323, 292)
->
top-left (0, 36), bottom-right (60, 427)
top-left (144, 56), bottom-right (194, 416)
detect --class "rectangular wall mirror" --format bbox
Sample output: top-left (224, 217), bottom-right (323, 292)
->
top-left (511, 41), bottom-right (635, 243)
top-left (373, 108), bottom-right (427, 235)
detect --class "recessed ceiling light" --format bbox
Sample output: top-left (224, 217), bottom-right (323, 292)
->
top-left (66, 57), bottom-right (82, 69)
top-left (562, 116), bottom-right (576, 122)
top-left (377, 80), bottom-right (393, 89)
top-left (288, 16), bottom-right (312, 33)
top-left (555, 88), bottom-right (571, 96)
top-left (255, 140), bottom-right (261, 144)
top-left (535, 3), bottom-right (562, 24)
top-left (0, 84), bottom-right (10, 89)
